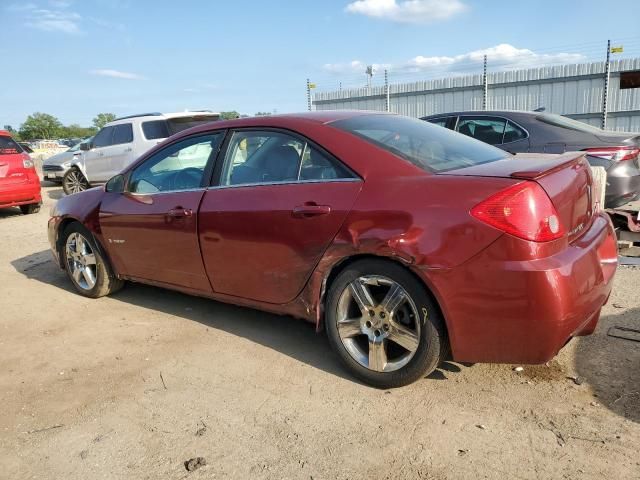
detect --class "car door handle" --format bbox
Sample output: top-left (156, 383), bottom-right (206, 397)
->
top-left (167, 207), bottom-right (193, 218)
top-left (292, 204), bottom-right (331, 218)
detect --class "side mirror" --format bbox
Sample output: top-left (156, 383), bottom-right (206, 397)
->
top-left (105, 174), bottom-right (125, 193)
top-left (80, 142), bottom-right (91, 151)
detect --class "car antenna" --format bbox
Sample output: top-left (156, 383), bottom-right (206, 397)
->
top-left (533, 107), bottom-right (546, 112)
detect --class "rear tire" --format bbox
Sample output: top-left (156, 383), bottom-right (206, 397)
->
top-left (325, 259), bottom-right (447, 389)
top-left (62, 168), bottom-right (90, 195)
top-left (61, 222), bottom-right (124, 298)
top-left (20, 204), bottom-right (40, 215)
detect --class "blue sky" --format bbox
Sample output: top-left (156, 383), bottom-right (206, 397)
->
top-left (1, 0), bottom-right (639, 128)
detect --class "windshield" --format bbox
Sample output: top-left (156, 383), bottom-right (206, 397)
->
top-left (0, 136), bottom-right (22, 155)
top-left (332, 114), bottom-right (510, 173)
top-left (536, 114), bottom-right (604, 133)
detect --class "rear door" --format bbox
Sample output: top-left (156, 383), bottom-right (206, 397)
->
top-left (199, 129), bottom-right (362, 304)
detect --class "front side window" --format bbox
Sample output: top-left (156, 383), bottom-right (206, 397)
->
top-left (112, 123), bottom-right (133, 145)
top-left (456, 117), bottom-right (507, 145)
top-left (333, 114), bottom-right (510, 173)
top-left (220, 130), bottom-right (353, 186)
top-left (92, 126), bottom-right (114, 148)
top-left (129, 133), bottom-right (222, 194)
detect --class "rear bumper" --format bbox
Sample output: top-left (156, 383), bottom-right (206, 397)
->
top-left (0, 180), bottom-right (42, 208)
top-left (423, 213), bottom-right (617, 364)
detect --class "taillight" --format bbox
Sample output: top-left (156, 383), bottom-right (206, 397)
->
top-left (583, 146), bottom-right (640, 162)
top-left (23, 158), bottom-right (35, 169)
top-left (470, 182), bottom-right (565, 242)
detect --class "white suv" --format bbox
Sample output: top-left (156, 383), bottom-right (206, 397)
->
top-left (62, 111), bottom-right (220, 194)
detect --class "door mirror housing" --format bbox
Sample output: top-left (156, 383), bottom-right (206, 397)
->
top-left (80, 142), bottom-right (91, 151)
top-left (105, 174), bottom-right (125, 193)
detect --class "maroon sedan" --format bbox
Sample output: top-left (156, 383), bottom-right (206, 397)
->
top-left (48, 112), bottom-right (617, 388)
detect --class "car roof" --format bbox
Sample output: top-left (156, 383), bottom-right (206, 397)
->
top-left (423, 110), bottom-right (539, 119)
top-left (0, 130), bottom-right (12, 137)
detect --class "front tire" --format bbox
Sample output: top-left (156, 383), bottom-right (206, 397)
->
top-left (61, 222), bottom-right (124, 298)
top-left (62, 168), bottom-right (90, 195)
top-left (325, 259), bottom-right (447, 389)
top-left (20, 203), bottom-right (40, 215)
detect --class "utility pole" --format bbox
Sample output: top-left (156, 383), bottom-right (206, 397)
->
top-left (384, 69), bottom-right (390, 112)
top-left (306, 78), bottom-right (312, 112)
top-left (366, 65), bottom-right (373, 90)
top-left (482, 54), bottom-right (488, 110)
top-left (602, 40), bottom-right (611, 130)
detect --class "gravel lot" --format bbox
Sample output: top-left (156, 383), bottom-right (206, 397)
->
top-left (1, 184), bottom-right (639, 480)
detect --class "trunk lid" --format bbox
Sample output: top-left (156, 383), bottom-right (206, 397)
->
top-left (442, 152), bottom-right (594, 242)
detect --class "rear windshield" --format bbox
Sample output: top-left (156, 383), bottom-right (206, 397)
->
top-left (332, 115), bottom-right (509, 173)
top-left (536, 114), bottom-right (604, 133)
top-left (0, 136), bottom-right (22, 155)
top-left (142, 115), bottom-right (220, 140)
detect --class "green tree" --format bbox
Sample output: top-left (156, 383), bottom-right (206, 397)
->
top-left (220, 111), bottom-right (240, 120)
top-left (19, 113), bottom-right (63, 140)
top-left (3, 125), bottom-right (21, 140)
top-left (59, 124), bottom-right (97, 139)
top-left (92, 113), bottom-right (117, 129)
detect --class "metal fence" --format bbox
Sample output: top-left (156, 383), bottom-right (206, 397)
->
top-left (313, 57), bottom-right (640, 132)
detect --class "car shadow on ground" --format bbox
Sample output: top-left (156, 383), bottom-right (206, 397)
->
top-left (46, 188), bottom-right (64, 200)
top-left (0, 207), bottom-right (23, 219)
top-left (575, 307), bottom-right (640, 423)
top-left (11, 251), bottom-right (478, 387)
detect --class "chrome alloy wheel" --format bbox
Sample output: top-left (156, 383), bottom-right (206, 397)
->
top-left (64, 170), bottom-right (87, 194)
top-left (336, 275), bottom-right (421, 373)
top-left (65, 232), bottom-right (97, 291)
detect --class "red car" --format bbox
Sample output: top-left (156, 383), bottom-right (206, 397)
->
top-left (0, 131), bottom-right (42, 215)
top-left (48, 112), bottom-right (617, 388)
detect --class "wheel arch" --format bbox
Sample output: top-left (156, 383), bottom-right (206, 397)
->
top-left (317, 253), bottom-right (449, 347)
top-left (56, 218), bottom-right (119, 280)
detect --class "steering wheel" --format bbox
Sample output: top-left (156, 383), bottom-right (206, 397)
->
top-left (172, 167), bottom-right (202, 190)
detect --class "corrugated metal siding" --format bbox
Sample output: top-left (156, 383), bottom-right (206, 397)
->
top-left (314, 58), bottom-right (640, 132)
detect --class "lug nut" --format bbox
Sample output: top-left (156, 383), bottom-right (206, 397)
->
top-left (365, 320), bottom-right (372, 328)
top-left (369, 310), bottom-right (375, 317)
top-left (380, 312), bottom-right (386, 319)
top-left (374, 329), bottom-right (381, 337)
top-left (383, 324), bottom-right (390, 332)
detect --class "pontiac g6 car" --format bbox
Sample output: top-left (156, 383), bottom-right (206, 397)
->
top-left (48, 112), bottom-right (617, 388)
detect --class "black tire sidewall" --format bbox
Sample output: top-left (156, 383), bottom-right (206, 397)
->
top-left (325, 259), bottom-right (446, 389)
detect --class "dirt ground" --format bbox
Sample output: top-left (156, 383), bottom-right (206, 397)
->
top-left (0, 184), bottom-right (639, 480)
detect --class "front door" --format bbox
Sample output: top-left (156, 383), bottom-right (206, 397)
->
top-left (84, 125), bottom-right (114, 182)
top-left (99, 132), bottom-right (224, 292)
top-left (199, 129), bottom-right (362, 304)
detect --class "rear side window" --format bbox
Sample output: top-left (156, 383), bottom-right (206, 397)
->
top-left (93, 126), bottom-right (114, 148)
top-left (112, 123), bottom-right (133, 145)
top-left (0, 136), bottom-right (21, 155)
top-left (333, 115), bottom-right (510, 173)
top-left (142, 120), bottom-right (170, 140)
top-left (457, 117), bottom-right (506, 145)
top-left (503, 121), bottom-right (527, 143)
top-left (426, 116), bottom-right (455, 130)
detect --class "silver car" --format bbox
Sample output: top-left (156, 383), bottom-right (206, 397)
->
top-left (42, 138), bottom-right (92, 183)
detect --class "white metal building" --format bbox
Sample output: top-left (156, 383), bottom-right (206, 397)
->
top-left (313, 58), bottom-right (640, 132)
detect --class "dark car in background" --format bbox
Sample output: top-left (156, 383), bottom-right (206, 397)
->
top-left (422, 110), bottom-right (640, 208)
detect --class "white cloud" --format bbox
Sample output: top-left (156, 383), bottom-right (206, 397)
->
top-left (25, 8), bottom-right (81, 33)
top-left (89, 69), bottom-right (145, 80)
top-left (405, 44), bottom-right (585, 72)
top-left (323, 60), bottom-right (391, 75)
top-left (323, 44), bottom-right (586, 76)
top-left (345, 0), bottom-right (467, 24)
